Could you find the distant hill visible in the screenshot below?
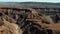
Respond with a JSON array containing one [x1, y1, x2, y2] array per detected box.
[[19, 2, 60, 8], [0, 2, 60, 5], [0, 2, 60, 8], [19, 2, 60, 6]]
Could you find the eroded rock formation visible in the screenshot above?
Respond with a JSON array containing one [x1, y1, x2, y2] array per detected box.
[[0, 7, 60, 34]]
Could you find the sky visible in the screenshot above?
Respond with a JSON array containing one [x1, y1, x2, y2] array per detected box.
[[0, 0, 60, 3]]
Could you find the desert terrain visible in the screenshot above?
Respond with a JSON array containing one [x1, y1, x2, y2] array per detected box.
[[0, 2, 59, 34]]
